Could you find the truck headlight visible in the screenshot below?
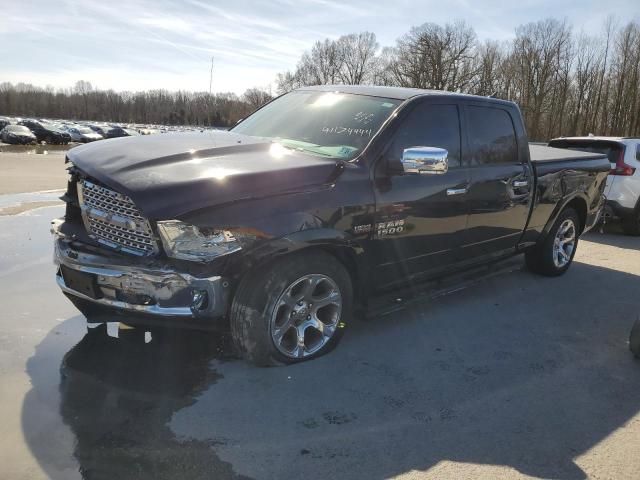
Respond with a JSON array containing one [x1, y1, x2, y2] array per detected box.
[[157, 220, 242, 262]]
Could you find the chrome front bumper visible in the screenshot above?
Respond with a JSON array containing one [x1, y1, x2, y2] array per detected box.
[[53, 232, 230, 320]]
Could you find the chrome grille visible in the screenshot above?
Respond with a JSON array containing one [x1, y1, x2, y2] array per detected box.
[[78, 180, 158, 256]]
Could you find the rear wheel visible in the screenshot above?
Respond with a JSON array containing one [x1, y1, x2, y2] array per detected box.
[[526, 208, 580, 276], [230, 251, 352, 366]]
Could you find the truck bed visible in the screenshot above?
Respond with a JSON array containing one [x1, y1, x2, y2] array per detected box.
[[529, 144, 608, 163]]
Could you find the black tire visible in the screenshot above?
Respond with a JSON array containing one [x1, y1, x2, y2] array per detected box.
[[45, 135, 53, 144], [621, 210, 640, 236], [525, 208, 580, 277], [230, 250, 352, 366], [630, 319, 640, 358]]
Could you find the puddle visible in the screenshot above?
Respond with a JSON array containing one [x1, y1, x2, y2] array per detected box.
[[0, 190, 65, 215]]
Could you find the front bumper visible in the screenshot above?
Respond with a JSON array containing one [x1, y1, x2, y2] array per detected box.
[[53, 222, 230, 326]]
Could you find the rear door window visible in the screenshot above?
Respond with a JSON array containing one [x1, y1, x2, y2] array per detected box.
[[466, 106, 519, 165]]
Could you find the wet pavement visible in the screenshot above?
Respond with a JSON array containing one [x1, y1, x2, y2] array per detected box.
[[1, 203, 640, 479], [0, 143, 78, 154], [0, 190, 64, 215]]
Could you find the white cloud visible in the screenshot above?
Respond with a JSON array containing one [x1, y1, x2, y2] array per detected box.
[[1, 0, 639, 94]]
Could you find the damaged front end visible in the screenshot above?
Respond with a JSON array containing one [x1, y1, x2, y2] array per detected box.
[[52, 166, 232, 328], [53, 219, 230, 326]]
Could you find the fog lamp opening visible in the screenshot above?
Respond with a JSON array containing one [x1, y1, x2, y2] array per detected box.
[[191, 289, 209, 311]]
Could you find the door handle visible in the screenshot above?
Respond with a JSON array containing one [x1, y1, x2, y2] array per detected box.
[[512, 180, 529, 188], [446, 187, 468, 196]]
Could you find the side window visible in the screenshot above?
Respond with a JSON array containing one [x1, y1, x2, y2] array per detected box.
[[386, 104, 461, 170], [467, 106, 518, 165], [636, 143, 640, 162]]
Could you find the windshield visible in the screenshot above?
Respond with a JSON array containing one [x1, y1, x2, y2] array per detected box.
[[232, 91, 401, 160]]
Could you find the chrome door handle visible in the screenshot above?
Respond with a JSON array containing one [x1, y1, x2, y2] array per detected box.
[[512, 180, 529, 188], [446, 187, 468, 196]]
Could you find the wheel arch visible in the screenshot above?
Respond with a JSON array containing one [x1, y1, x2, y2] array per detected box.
[[565, 197, 588, 233], [231, 229, 369, 306], [541, 194, 589, 240]]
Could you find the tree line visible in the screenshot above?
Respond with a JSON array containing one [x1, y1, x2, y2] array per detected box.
[[0, 82, 272, 127], [277, 18, 640, 140], [1, 17, 639, 139]]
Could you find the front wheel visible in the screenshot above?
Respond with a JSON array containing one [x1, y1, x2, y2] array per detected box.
[[230, 251, 352, 366], [525, 208, 580, 276]]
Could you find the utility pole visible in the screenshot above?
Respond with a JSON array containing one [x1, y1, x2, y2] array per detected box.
[[208, 56, 214, 127], [209, 56, 214, 95]]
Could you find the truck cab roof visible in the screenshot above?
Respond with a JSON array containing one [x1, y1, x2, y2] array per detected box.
[[297, 85, 517, 107], [550, 136, 640, 145]]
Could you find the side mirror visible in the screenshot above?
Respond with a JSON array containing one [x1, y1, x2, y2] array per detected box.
[[401, 147, 448, 175]]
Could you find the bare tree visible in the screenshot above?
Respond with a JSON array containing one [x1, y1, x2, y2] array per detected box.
[[509, 19, 572, 139], [609, 22, 640, 134], [74, 80, 93, 120], [570, 34, 604, 135], [242, 88, 273, 111], [337, 32, 379, 84], [471, 40, 505, 96], [276, 32, 379, 93], [275, 71, 301, 94], [386, 21, 478, 91]]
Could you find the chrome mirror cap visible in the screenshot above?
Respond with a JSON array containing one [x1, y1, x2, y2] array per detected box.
[[401, 147, 449, 175]]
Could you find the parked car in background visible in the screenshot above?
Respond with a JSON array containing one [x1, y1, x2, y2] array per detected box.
[[64, 126, 103, 143], [549, 136, 640, 235], [52, 86, 609, 365], [103, 126, 134, 138], [18, 119, 71, 144], [85, 124, 110, 136], [0, 116, 11, 130], [0, 124, 37, 144]]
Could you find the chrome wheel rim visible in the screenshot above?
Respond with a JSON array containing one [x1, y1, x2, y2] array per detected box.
[[270, 274, 342, 359], [553, 219, 576, 268]]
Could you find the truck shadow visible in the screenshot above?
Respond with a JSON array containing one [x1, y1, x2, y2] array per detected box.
[[23, 260, 640, 480], [22, 324, 251, 479], [582, 229, 640, 249]]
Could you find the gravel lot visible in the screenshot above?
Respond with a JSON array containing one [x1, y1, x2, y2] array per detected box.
[[0, 151, 639, 480]]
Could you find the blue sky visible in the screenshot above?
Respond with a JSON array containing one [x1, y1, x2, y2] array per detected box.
[[1, 0, 638, 94]]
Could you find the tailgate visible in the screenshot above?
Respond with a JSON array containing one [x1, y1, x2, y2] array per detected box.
[[547, 139, 623, 197]]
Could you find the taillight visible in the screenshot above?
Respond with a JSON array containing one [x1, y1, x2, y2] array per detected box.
[[611, 150, 636, 176]]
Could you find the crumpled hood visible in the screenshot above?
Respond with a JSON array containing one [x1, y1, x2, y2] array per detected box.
[[67, 131, 342, 219]]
